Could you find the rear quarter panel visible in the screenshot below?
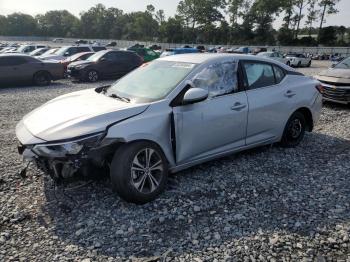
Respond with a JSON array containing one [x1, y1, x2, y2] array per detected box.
[[282, 74, 322, 133]]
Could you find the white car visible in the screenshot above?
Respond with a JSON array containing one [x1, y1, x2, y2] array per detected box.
[[39, 45, 106, 61], [285, 53, 312, 67], [6, 44, 48, 54], [257, 52, 289, 65], [52, 38, 64, 43]]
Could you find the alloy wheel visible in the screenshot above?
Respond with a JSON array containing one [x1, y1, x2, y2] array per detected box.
[[130, 148, 164, 194], [288, 118, 302, 139], [88, 71, 98, 82]]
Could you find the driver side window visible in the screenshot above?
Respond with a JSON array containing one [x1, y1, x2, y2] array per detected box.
[[191, 62, 238, 97]]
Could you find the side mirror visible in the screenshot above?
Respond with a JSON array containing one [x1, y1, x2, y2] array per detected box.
[[100, 57, 107, 62], [183, 87, 208, 105]]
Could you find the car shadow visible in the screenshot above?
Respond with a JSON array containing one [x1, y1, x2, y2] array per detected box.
[[40, 131, 350, 259]]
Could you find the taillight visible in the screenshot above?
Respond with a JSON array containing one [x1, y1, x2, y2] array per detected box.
[[315, 84, 325, 94]]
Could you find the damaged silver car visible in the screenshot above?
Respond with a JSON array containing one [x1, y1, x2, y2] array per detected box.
[[16, 54, 323, 204]]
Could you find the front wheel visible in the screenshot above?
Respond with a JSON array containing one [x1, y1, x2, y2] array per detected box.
[[33, 71, 52, 86], [280, 112, 306, 148], [110, 141, 168, 204], [86, 69, 99, 82]]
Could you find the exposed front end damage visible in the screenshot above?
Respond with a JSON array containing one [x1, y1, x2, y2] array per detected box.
[[18, 133, 120, 181]]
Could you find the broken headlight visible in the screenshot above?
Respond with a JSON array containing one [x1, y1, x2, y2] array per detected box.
[[32, 133, 105, 158]]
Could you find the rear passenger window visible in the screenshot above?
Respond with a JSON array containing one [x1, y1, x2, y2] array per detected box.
[[273, 66, 285, 84], [243, 62, 275, 89]]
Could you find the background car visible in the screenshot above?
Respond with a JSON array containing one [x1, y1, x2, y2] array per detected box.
[[285, 53, 311, 67], [232, 47, 250, 54], [67, 50, 143, 82], [127, 47, 159, 62], [0, 54, 64, 86], [106, 41, 117, 47], [29, 47, 50, 57], [252, 47, 267, 55], [148, 44, 162, 51], [52, 38, 64, 43], [7, 44, 48, 54], [75, 39, 88, 44], [257, 51, 289, 65], [39, 45, 106, 61], [315, 57, 350, 104], [160, 48, 199, 57], [60, 52, 95, 75]]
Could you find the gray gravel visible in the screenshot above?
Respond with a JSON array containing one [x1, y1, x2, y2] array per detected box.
[[1, 61, 350, 261]]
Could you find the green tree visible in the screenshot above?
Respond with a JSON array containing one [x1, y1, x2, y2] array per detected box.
[[318, 0, 340, 38], [249, 0, 284, 44], [5, 13, 38, 36], [0, 15, 7, 35], [319, 26, 337, 45], [305, 0, 319, 37], [36, 10, 80, 37]]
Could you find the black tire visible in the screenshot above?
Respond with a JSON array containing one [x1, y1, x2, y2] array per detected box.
[[110, 141, 168, 204], [85, 69, 99, 82], [33, 71, 52, 86], [307, 61, 311, 67], [280, 111, 306, 148], [297, 61, 301, 67]]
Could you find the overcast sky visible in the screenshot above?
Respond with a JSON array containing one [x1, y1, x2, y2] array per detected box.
[[0, 0, 349, 28]]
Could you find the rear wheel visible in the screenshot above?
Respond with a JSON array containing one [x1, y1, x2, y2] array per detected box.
[[33, 71, 52, 86], [86, 69, 99, 82], [110, 141, 168, 204], [280, 112, 306, 148]]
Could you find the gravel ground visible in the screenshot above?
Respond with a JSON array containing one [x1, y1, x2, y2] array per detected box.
[[1, 61, 350, 261]]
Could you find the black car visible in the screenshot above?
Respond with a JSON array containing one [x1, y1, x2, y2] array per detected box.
[[106, 41, 117, 47], [67, 50, 143, 82], [75, 39, 88, 45]]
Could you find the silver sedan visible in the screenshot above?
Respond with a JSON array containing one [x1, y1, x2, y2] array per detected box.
[[16, 54, 323, 204]]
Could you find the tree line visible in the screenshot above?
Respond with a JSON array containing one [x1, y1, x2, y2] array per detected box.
[[0, 0, 346, 46]]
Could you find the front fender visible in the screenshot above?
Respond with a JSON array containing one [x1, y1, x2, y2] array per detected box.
[[105, 103, 176, 167]]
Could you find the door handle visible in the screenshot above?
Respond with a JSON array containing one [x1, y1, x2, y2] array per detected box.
[[284, 90, 296, 98], [231, 102, 246, 111]]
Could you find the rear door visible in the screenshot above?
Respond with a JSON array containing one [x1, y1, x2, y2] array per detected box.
[[242, 60, 294, 145]]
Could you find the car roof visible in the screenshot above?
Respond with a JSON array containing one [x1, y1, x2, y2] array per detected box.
[[0, 53, 30, 57], [159, 53, 296, 71]]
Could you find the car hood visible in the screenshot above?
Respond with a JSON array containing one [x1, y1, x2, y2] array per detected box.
[[21, 88, 149, 142], [318, 68, 350, 79], [68, 60, 93, 68]]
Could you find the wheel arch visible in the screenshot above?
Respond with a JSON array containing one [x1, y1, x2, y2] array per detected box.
[[33, 70, 52, 80], [294, 107, 314, 132], [105, 138, 175, 167]]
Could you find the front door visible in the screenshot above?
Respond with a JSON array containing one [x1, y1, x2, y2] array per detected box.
[[173, 61, 248, 164]]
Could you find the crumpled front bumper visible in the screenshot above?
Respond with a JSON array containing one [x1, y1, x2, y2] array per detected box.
[[16, 121, 115, 180]]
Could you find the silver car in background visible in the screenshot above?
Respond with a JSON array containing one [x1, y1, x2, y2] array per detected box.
[[16, 54, 323, 204]]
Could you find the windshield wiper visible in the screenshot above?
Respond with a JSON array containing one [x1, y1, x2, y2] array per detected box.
[[109, 93, 130, 103]]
